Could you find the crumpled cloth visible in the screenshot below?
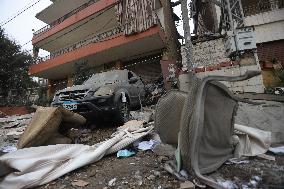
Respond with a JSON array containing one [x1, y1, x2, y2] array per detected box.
[[233, 124, 271, 157], [0, 125, 153, 189]]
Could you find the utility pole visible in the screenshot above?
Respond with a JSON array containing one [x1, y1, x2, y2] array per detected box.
[[180, 0, 194, 70]]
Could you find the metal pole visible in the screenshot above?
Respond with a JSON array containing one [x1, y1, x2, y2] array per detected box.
[[181, 0, 194, 70]]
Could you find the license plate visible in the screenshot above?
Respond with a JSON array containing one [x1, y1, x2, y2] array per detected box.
[[63, 101, 77, 110]]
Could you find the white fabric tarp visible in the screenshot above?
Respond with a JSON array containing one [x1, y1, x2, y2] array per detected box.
[[0, 124, 153, 189], [233, 124, 271, 157]]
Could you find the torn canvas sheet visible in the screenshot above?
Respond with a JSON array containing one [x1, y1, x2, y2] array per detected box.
[[0, 125, 153, 189], [233, 124, 271, 157]]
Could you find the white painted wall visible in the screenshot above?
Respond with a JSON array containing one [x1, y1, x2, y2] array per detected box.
[[244, 8, 284, 43]]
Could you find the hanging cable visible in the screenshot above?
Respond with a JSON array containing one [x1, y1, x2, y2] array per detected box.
[[0, 0, 42, 27]]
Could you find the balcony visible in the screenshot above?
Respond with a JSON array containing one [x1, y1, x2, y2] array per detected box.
[[36, 26, 123, 64], [32, 0, 119, 49], [29, 26, 165, 79], [33, 0, 100, 37]]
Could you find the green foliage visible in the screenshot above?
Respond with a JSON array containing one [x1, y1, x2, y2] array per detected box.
[[0, 27, 38, 105]]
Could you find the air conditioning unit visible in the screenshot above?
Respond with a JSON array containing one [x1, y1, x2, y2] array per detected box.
[[225, 26, 257, 57]]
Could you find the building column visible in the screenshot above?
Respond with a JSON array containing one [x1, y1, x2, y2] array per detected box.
[[47, 79, 55, 99]]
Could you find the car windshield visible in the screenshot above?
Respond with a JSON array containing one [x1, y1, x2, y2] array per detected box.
[[83, 70, 126, 84]]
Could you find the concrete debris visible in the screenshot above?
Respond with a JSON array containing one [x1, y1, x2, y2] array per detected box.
[[0, 122, 154, 188], [0, 113, 33, 125], [217, 179, 238, 189], [17, 107, 86, 149], [134, 170, 143, 186], [108, 178, 117, 187], [180, 181, 195, 189], [117, 120, 144, 132], [144, 77, 165, 105], [130, 108, 155, 123], [6, 130, 24, 140], [71, 180, 89, 187]]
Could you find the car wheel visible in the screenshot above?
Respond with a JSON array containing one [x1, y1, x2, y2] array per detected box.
[[115, 97, 130, 124]]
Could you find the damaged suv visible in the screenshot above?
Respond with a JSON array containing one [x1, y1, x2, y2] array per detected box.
[[51, 69, 145, 123]]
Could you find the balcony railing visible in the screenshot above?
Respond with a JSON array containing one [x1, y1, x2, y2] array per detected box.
[[36, 26, 124, 64], [33, 0, 100, 37], [243, 0, 284, 17]]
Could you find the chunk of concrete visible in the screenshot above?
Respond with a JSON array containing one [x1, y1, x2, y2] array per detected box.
[[17, 107, 86, 149], [180, 181, 195, 189]]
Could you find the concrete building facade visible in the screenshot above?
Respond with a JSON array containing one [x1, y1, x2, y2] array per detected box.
[[29, 0, 180, 96], [242, 0, 284, 87]]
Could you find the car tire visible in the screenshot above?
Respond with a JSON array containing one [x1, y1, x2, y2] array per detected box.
[[115, 96, 130, 124]]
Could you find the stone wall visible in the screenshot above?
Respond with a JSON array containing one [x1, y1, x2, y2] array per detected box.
[[181, 38, 265, 93], [181, 38, 230, 68]]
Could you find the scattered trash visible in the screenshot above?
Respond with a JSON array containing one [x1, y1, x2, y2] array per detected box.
[[71, 179, 89, 187], [179, 170, 189, 179], [248, 176, 262, 188], [108, 178, 117, 187], [180, 181, 195, 189], [144, 76, 165, 105], [137, 139, 159, 151], [117, 149, 136, 158], [269, 146, 284, 155], [134, 170, 143, 186], [130, 109, 154, 123], [217, 179, 237, 189], [1, 145, 17, 153], [0, 122, 153, 188]]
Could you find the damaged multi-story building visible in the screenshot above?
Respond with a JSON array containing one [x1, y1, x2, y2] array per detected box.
[[181, 0, 284, 93], [29, 0, 181, 97]]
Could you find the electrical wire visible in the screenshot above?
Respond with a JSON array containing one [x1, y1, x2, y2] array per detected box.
[[0, 0, 42, 27]]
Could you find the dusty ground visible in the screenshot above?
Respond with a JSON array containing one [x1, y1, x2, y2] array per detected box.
[[33, 126, 283, 189], [1, 101, 284, 189]]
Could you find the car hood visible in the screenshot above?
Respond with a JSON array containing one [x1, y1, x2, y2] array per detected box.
[[57, 83, 104, 93]]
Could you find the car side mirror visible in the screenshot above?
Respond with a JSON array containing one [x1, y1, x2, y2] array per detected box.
[[129, 77, 139, 84]]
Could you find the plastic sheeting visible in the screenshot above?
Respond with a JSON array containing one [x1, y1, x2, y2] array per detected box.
[[0, 124, 153, 189]]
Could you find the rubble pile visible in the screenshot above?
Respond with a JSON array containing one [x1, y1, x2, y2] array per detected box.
[[0, 103, 283, 188], [0, 113, 33, 154], [144, 77, 165, 105]]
